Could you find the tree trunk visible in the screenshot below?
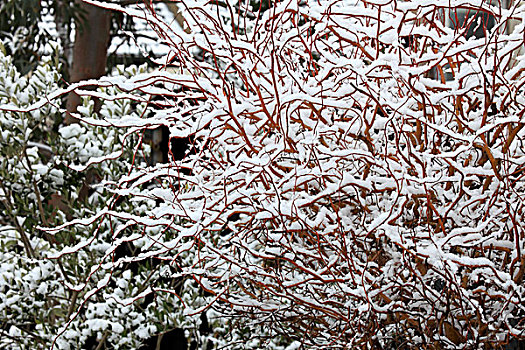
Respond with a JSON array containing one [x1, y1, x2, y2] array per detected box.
[[66, 0, 111, 121]]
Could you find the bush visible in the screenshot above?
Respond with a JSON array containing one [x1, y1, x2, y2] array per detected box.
[[4, 0, 525, 348], [0, 51, 215, 349]]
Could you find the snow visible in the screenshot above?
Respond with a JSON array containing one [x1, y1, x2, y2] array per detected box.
[[2, 0, 525, 348]]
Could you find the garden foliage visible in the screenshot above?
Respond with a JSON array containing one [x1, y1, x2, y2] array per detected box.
[[2, 0, 525, 349], [0, 52, 217, 349]]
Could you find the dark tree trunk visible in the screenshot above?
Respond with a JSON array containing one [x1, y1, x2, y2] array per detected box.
[[66, 1, 111, 121]]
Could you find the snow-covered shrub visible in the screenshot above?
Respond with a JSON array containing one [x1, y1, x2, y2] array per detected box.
[[0, 50, 214, 349], [8, 0, 525, 348]]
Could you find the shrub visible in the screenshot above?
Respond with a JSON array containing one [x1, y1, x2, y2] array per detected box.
[[0, 51, 213, 349], [5, 0, 525, 348]]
